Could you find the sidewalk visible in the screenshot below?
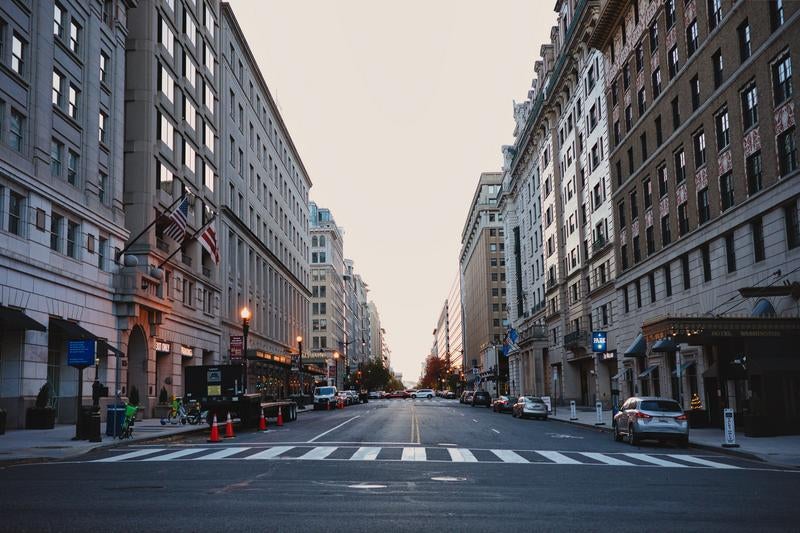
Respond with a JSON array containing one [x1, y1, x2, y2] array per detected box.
[[549, 407, 800, 467], [0, 419, 207, 463]]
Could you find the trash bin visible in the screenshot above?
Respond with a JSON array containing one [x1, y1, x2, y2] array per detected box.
[[77, 406, 94, 440], [106, 404, 126, 437]]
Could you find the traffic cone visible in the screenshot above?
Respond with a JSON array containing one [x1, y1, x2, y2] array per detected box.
[[207, 414, 221, 443], [259, 408, 268, 432], [224, 412, 235, 438], [277, 406, 284, 426]]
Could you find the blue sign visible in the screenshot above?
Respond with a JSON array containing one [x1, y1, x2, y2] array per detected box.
[[592, 331, 607, 353], [68, 339, 96, 368]]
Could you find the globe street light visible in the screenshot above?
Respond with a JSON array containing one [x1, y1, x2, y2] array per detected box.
[[333, 351, 340, 389], [240, 306, 251, 395], [297, 335, 305, 409]]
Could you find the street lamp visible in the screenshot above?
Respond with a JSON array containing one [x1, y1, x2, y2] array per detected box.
[[296, 335, 305, 409], [240, 307, 251, 395], [333, 351, 340, 389]]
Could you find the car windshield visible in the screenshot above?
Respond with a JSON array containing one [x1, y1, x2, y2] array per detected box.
[[525, 397, 544, 404], [640, 400, 682, 412], [316, 387, 335, 395]]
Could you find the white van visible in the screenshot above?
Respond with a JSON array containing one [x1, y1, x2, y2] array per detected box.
[[313, 386, 338, 410]]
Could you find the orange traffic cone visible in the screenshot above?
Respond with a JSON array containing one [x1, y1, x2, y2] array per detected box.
[[207, 414, 221, 443], [259, 408, 268, 432], [224, 412, 235, 438], [277, 406, 284, 426]]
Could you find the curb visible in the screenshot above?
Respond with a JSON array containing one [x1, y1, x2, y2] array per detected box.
[[550, 415, 768, 464]]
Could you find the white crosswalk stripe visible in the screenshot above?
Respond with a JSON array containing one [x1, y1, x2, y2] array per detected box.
[[93, 446, 745, 470]]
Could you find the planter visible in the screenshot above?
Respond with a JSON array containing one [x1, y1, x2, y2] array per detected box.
[[687, 409, 709, 429], [25, 407, 56, 429]]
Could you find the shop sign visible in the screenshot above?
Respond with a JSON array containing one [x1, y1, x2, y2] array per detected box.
[[180, 345, 193, 358], [67, 339, 96, 368], [602, 351, 616, 360], [723, 408, 738, 447], [154, 340, 171, 353], [592, 331, 607, 353], [230, 335, 243, 361]]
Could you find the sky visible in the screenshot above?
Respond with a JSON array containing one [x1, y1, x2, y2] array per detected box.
[[229, 0, 557, 381]]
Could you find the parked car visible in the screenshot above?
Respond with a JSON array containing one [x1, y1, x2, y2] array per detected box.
[[492, 395, 517, 413], [512, 396, 548, 420], [336, 391, 352, 406], [460, 391, 474, 404], [313, 386, 338, 410], [345, 390, 360, 404], [471, 390, 492, 407], [445, 391, 456, 400], [386, 390, 409, 399], [613, 396, 688, 447], [368, 391, 380, 400], [412, 389, 434, 399]]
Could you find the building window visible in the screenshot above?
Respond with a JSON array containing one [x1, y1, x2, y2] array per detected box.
[[625, 105, 633, 131], [52, 70, 64, 107], [100, 51, 109, 83], [635, 42, 644, 72], [68, 85, 79, 119], [157, 112, 173, 150], [749, 218, 767, 264], [786, 202, 800, 249], [628, 147, 634, 176], [635, 280, 642, 308], [649, 272, 656, 303], [725, 233, 737, 272], [630, 190, 638, 220], [772, 53, 792, 105], [621, 244, 629, 270], [641, 133, 648, 160], [771, 0, 785, 31], [159, 17, 174, 57], [613, 121, 620, 146], [778, 127, 797, 176], [54, 3, 65, 38], [623, 287, 630, 313], [10, 110, 23, 152], [712, 50, 724, 89], [11, 33, 25, 76], [698, 188, 710, 224], [693, 130, 706, 168], [652, 68, 662, 98], [686, 20, 698, 57], [658, 165, 668, 197], [738, 20, 751, 62], [67, 150, 78, 185], [664, 263, 672, 297], [708, 0, 722, 31], [611, 80, 618, 107], [690, 75, 700, 111], [668, 46, 679, 79], [720, 172, 734, 211], [159, 65, 174, 103], [678, 203, 690, 236], [99, 111, 107, 143], [99, 172, 107, 204], [50, 213, 63, 251], [649, 21, 658, 53], [643, 178, 652, 208], [637, 88, 646, 116], [646, 226, 655, 255], [157, 160, 174, 192], [69, 20, 80, 54], [746, 151, 763, 195], [671, 96, 680, 129], [665, 0, 676, 28], [675, 148, 686, 183], [741, 83, 758, 130], [633, 235, 641, 263], [682, 254, 691, 289], [661, 214, 672, 246], [50, 139, 63, 177], [67, 220, 79, 258], [618, 202, 626, 227], [715, 109, 730, 150], [655, 115, 663, 146], [623, 62, 631, 90], [98, 236, 107, 270], [701, 244, 711, 282]]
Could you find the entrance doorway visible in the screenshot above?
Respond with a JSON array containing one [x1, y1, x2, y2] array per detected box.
[[126, 326, 149, 407]]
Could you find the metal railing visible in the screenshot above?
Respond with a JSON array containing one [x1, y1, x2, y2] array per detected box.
[[563, 330, 589, 347]]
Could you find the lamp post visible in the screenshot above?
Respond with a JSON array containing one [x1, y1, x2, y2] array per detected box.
[[297, 336, 305, 409], [240, 307, 251, 395], [333, 351, 340, 389]]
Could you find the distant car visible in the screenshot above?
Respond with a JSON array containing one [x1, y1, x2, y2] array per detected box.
[[368, 391, 380, 400], [471, 390, 492, 407], [460, 391, 474, 404], [512, 396, 548, 420], [313, 386, 338, 410], [613, 396, 688, 447], [386, 390, 409, 399], [345, 390, 360, 404], [492, 395, 517, 413], [336, 391, 352, 406], [412, 389, 434, 399], [445, 391, 456, 400]]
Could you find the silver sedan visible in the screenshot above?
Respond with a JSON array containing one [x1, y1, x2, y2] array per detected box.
[[512, 396, 549, 420]]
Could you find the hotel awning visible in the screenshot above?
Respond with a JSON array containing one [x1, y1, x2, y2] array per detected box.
[[49, 318, 124, 357], [672, 360, 696, 377], [0, 305, 46, 332], [651, 338, 678, 353], [623, 333, 646, 357], [638, 365, 658, 379], [611, 368, 630, 381]]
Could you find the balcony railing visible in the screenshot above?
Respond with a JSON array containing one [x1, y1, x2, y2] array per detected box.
[[546, 277, 558, 291], [563, 330, 590, 347], [592, 234, 610, 253]]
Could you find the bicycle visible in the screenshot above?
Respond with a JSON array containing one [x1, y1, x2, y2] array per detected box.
[[161, 398, 188, 425], [118, 403, 138, 439]]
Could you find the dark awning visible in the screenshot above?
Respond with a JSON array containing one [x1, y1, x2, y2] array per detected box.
[[623, 333, 646, 357], [638, 365, 658, 379], [611, 368, 630, 381], [0, 305, 47, 331], [672, 360, 695, 377], [751, 299, 777, 317], [49, 317, 123, 357], [651, 338, 678, 353]]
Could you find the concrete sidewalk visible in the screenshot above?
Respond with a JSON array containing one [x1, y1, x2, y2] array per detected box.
[[549, 406, 800, 467], [0, 418, 207, 463]]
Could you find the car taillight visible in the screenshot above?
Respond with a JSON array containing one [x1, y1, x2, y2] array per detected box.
[[675, 414, 687, 421], [635, 411, 652, 419]]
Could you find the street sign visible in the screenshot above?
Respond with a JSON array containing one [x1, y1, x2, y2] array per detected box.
[[592, 331, 607, 353], [722, 408, 739, 447], [230, 335, 243, 361], [67, 339, 96, 368]]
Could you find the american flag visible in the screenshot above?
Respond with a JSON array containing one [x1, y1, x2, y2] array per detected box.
[[163, 196, 189, 242], [198, 218, 219, 264]]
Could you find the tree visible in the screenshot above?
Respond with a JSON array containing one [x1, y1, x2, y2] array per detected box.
[[419, 356, 445, 389], [359, 357, 394, 391]]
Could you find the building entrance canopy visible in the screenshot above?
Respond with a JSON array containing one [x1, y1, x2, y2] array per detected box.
[[642, 315, 800, 344], [49, 317, 124, 357], [0, 305, 46, 332]]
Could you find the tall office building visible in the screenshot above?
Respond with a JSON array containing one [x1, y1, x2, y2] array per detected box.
[[0, 0, 134, 426], [218, 4, 312, 397]]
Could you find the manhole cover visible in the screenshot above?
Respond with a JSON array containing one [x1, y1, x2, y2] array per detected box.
[[347, 484, 386, 489], [431, 476, 466, 482]]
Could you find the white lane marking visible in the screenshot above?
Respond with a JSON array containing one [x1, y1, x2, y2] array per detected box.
[[580, 452, 636, 466], [667, 454, 740, 469], [472, 419, 478, 423], [298, 446, 337, 460], [307, 416, 361, 443], [402, 447, 427, 461], [491, 449, 529, 463], [438, 443, 457, 446], [95, 448, 166, 462], [536, 451, 582, 465], [245, 446, 294, 460], [448, 448, 478, 463], [624, 453, 688, 467], [142, 448, 208, 461], [195, 447, 250, 460], [350, 447, 381, 461], [491, 429, 500, 434]]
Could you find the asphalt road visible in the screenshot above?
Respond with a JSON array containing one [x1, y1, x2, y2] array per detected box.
[[1, 398, 798, 532]]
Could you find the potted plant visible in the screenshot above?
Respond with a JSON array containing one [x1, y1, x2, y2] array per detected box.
[[128, 385, 144, 421], [26, 383, 56, 429], [153, 386, 171, 419]]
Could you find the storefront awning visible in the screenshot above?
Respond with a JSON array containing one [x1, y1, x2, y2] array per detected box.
[[611, 368, 629, 381], [0, 305, 47, 332], [49, 318, 123, 357], [671, 360, 695, 377], [638, 365, 658, 379], [651, 338, 678, 353], [623, 333, 646, 357]]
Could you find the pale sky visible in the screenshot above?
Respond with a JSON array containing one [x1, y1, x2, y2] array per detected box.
[[229, 0, 557, 381]]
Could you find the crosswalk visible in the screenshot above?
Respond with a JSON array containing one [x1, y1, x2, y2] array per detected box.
[[92, 445, 744, 469]]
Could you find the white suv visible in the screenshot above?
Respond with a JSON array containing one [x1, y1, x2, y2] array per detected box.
[[412, 388, 434, 399]]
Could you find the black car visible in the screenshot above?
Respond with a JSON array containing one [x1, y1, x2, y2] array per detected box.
[[471, 390, 492, 407], [492, 395, 517, 413]]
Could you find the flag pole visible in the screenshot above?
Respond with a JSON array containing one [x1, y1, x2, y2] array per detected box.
[[115, 194, 186, 263], [156, 213, 217, 270]]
